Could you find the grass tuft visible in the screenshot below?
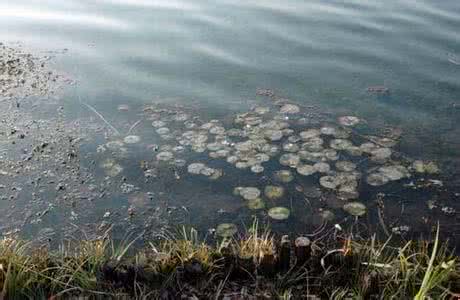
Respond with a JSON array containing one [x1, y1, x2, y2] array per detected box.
[[0, 222, 458, 299]]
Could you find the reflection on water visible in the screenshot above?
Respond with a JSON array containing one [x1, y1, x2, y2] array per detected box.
[[0, 4, 132, 29], [0, 0, 459, 245]]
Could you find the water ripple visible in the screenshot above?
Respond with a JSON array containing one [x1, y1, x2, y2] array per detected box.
[[96, 0, 201, 11], [1, 0, 459, 138], [0, 5, 132, 30], [190, 44, 251, 66]]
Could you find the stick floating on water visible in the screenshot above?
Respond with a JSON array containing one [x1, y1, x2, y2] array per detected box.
[[80, 101, 121, 136], [127, 119, 142, 135]]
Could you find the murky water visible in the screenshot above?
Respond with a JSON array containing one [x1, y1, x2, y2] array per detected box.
[[0, 0, 459, 246]]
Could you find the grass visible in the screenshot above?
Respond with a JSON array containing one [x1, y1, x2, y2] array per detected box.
[[414, 224, 450, 299], [0, 223, 458, 299], [236, 219, 276, 264], [150, 227, 216, 273]]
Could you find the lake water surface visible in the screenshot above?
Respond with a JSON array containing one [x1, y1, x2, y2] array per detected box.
[[0, 0, 459, 246]]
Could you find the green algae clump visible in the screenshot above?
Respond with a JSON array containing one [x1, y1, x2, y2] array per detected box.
[[247, 198, 266, 210], [343, 201, 367, 217], [412, 160, 440, 174], [216, 223, 238, 238], [268, 207, 290, 220], [264, 185, 285, 200]]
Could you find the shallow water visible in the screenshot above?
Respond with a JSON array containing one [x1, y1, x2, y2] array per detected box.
[[0, 0, 459, 245]]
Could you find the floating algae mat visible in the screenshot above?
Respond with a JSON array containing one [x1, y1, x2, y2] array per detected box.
[[0, 59, 458, 247]]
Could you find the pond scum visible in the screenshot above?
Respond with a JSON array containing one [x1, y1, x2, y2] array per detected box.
[[0, 220, 459, 299]]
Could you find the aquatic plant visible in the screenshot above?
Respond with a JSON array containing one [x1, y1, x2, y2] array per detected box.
[[123, 135, 141, 144], [343, 202, 367, 217], [273, 170, 294, 183], [267, 207, 290, 220], [264, 185, 285, 200], [216, 223, 238, 238], [247, 198, 266, 210]]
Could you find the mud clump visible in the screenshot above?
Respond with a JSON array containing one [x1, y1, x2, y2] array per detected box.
[[0, 43, 65, 100]]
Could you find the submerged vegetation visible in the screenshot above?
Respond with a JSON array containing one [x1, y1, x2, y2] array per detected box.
[[0, 221, 459, 299]]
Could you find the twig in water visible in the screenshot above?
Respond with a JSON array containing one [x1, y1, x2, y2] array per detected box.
[[320, 249, 345, 270], [376, 199, 391, 237], [127, 119, 142, 135], [303, 197, 312, 209], [80, 100, 120, 136], [306, 221, 327, 238]]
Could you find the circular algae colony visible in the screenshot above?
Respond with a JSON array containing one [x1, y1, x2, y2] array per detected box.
[[279, 153, 300, 168], [236, 187, 261, 200], [343, 201, 367, 217], [268, 207, 291, 220], [247, 198, 266, 210], [216, 223, 238, 238], [274, 170, 294, 183], [123, 135, 141, 144], [297, 164, 316, 176], [264, 185, 285, 200], [338, 116, 360, 127]]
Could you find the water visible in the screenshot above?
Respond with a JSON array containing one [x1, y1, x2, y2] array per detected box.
[[0, 0, 459, 245]]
